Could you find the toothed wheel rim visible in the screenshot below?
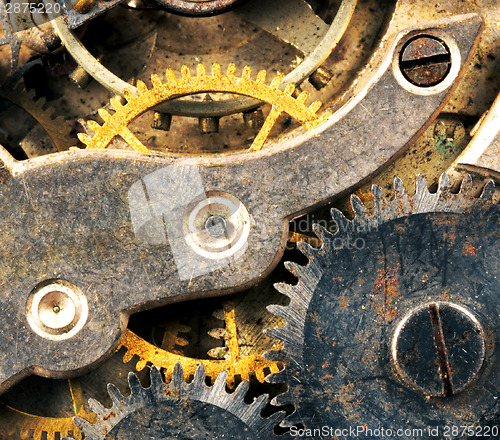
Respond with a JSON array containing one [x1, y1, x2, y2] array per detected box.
[[265, 174, 499, 437], [77, 63, 330, 153], [63, 365, 284, 440]]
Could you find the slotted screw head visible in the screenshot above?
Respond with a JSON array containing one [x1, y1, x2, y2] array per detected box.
[[393, 303, 486, 397], [399, 36, 452, 87]]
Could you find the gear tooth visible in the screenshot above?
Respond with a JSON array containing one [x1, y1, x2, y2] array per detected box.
[[438, 172, 451, 191], [110, 96, 124, 111], [331, 207, 349, 230], [309, 100, 322, 113], [270, 74, 281, 89], [88, 397, 106, 416], [248, 393, 268, 416], [266, 368, 286, 384], [283, 260, 305, 277], [350, 194, 367, 217], [242, 65, 252, 80], [193, 363, 206, 384], [267, 304, 288, 319], [372, 184, 384, 205], [171, 363, 185, 386], [256, 70, 267, 84], [181, 65, 191, 79], [150, 366, 164, 389], [122, 349, 134, 363], [480, 180, 495, 201], [211, 63, 221, 77], [212, 369, 229, 393], [107, 383, 125, 407], [87, 120, 101, 132], [266, 411, 287, 429], [312, 222, 330, 243], [196, 63, 206, 77], [297, 240, 316, 257], [128, 371, 143, 393], [227, 63, 237, 77], [77, 132, 92, 146], [233, 379, 250, 397], [296, 90, 309, 105], [273, 282, 295, 298], [459, 174, 473, 195], [136, 358, 148, 371], [37, 96, 47, 108], [284, 83, 295, 95], [394, 176, 406, 196], [254, 368, 265, 382], [98, 108, 111, 121], [123, 88, 135, 101], [137, 80, 149, 93], [165, 68, 176, 84], [151, 74, 163, 90]]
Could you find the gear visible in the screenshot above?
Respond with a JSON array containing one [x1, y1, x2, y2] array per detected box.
[[0, 83, 74, 156], [63, 365, 283, 440], [50, 0, 356, 116], [0, 376, 95, 440], [119, 329, 282, 387], [76, 63, 330, 152], [265, 174, 499, 437], [1, 405, 94, 440]]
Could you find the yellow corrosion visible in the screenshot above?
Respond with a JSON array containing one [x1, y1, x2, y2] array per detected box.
[[120, 299, 282, 387], [77, 63, 330, 152], [2, 379, 95, 440]]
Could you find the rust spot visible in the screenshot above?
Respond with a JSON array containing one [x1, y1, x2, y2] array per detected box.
[[103, 411, 116, 421], [370, 266, 400, 321], [338, 296, 349, 310], [463, 243, 479, 256]]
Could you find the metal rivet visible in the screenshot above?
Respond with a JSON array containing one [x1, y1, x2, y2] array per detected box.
[[199, 116, 220, 134], [152, 112, 172, 131], [205, 215, 227, 238], [26, 281, 89, 341]]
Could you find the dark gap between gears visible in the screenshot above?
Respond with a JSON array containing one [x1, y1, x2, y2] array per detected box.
[[399, 53, 452, 70]]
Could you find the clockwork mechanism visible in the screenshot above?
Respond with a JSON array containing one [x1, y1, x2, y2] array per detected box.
[[0, 0, 498, 439]]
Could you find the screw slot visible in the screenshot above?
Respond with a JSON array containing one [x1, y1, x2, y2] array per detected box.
[[399, 35, 452, 87], [392, 302, 486, 397]]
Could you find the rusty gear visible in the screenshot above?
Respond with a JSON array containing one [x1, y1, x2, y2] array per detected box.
[[265, 174, 499, 435]]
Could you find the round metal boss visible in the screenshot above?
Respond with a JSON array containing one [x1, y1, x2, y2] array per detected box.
[[26, 281, 89, 341], [183, 193, 251, 259]]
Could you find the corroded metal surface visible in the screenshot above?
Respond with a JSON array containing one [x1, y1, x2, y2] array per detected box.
[[64, 365, 283, 439], [0, 14, 483, 394], [266, 175, 499, 436]]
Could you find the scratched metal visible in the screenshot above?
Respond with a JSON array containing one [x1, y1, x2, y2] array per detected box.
[[265, 175, 499, 437], [63, 365, 283, 439], [0, 16, 483, 393]]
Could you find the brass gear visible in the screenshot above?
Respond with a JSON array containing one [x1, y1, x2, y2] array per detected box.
[[0, 379, 95, 440], [119, 329, 282, 388], [77, 63, 330, 152]]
